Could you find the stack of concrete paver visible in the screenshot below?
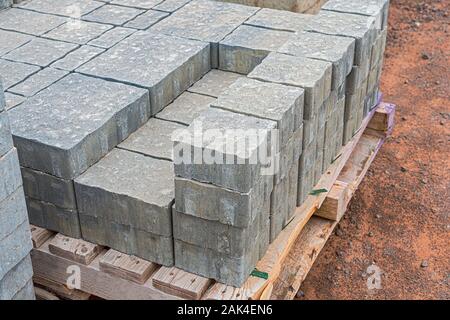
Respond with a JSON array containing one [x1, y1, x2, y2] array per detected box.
[[0, 79, 35, 300], [0, 0, 389, 288]]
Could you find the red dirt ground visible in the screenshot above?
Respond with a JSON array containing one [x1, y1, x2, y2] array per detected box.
[[298, 0, 450, 300]]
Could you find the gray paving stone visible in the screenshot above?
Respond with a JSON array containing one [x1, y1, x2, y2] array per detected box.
[[299, 136, 316, 174], [9, 73, 149, 179], [345, 55, 370, 94], [187, 69, 244, 98], [279, 31, 355, 90], [0, 59, 40, 90], [0, 255, 33, 300], [302, 113, 318, 149], [174, 238, 259, 287], [153, 0, 191, 12], [124, 9, 169, 29], [75, 148, 174, 236], [151, 0, 258, 67], [0, 110, 13, 157], [110, 0, 162, 9], [0, 148, 22, 203], [305, 10, 377, 66], [172, 209, 260, 257], [82, 4, 144, 26], [51, 45, 105, 71], [16, 0, 104, 17], [3, 93, 26, 111], [0, 187, 28, 242], [0, 222, 32, 281], [0, 80, 4, 112], [155, 91, 215, 126], [175, 173, 273, 228], [0, 8, 67, 36], [297, 166, 314, 206], [219, 25, 293, 75], [211, 77, 304, 148], [79, 214, 174, 265], [244, 8, 312, 32], [249, 52, 332, 120], [286, 159, 299, 221], [3, 38, 78, 67], [78, 31, 210, 115], [173, 107, 277, 193], [11, 279, 35, 300], [26, 197, 81, 238], [87, 26, 135, 48], [0, 30, 33, 57], [44, 20, 113, 45], [119, 118, 186, 161], [21, 167, 76, 210], [8, 68, 68, 97]]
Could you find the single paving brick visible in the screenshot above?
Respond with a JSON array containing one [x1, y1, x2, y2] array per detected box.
[[124, 9, 169, 29], [82, 4, 144, 26], [219, 25, 293, 75], [0, 30, 33, 57], [110, 0, 163, 9], [0, 187, 28, 242], [44, 20, 113, 45], [0, 59, 40, 90], [187, 69, 243, 98], [0, 110, 13, 157], [79, 31, 210, 115], [50, 45, 105, 71], [8, 68, 68, 97], [118, 117, 186, 161], [3, 93, 26, 111], [0, 148, 22, 203], [0, 255, 34, 300], [87, 26, 135, 48], [16, 0, 104, 17], [0, 8, 67, 36], [155, 91, 215, 126], [8, 73, 149, 179], [3, 38, 78, 67], [153, 0, 192, 12], [244, 8, 312, 32], [11, 279, 36, 300]]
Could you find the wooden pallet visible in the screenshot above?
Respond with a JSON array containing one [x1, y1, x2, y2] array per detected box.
[[30, 102, 395, 300]]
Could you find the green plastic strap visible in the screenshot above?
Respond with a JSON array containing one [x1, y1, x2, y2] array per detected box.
[[251, 269, 269, 280], [309, 188, 328, 196]]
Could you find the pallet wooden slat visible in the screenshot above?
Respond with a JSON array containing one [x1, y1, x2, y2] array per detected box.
[[34, 276, 91, 300], [34, 286, 61, 300], [48, 233, 102, 265], [30, 225, 54, 248]]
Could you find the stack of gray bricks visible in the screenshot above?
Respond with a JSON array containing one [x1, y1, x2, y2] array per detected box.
[[0, 78, 35, 300]]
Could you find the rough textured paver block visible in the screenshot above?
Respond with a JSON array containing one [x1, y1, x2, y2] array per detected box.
[[244, 7, 312, 32], [119, 117, 186, 161], [297, 166, 314, 206], [306, 10, 377, 66], [0, 8, 67, 36], [0, 221, 33, 280], [21, 167, 77, 210], [3, 93, 26, 111], [153, 0, 191, 12], [0, 187, 28, 242], [9, 73, 149, 179], [187, 69, 244, 98], [155, 91, 215, 126], [0, 81, 4, 112], [279, 31, 355, 90], [151, 0, 258, 67], [16, 0, 104, 17], [173, 209, 260, 257], [0, 148, 22, 203], [87, 26, 135, 48], [249, 52, 332, 119], [0, 30, 33, 57], [211, 77, 304, 147], [8, 68, 68, 97], [51, 45, 105, 71], [173, 107, 277, 193], [124, 9, 169, 29], [0, 59, 40, 90], [11, 279, 35, 300], [0, 110, 13, 157], [82, 4, 144, 26], [79, 214, 174, 265], [111, 0, 163, 9], [75, 148, 174, 236], [25, 197, 81, 238], [0, 255, 34, 300], [174, 238, 259, 287], [79, 31, 210, 115], [3, 38, 78, 67], [219, 25, 293, 74], [44, 21, 113, 45]]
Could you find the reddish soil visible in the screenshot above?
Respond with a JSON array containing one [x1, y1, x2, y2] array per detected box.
[[298, 0, 450, 300]]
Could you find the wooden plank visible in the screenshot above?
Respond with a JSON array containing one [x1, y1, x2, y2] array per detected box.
[[34, 286, 61, 300], [314, 181, 349, 221], [48, 233, 102, 265], [367, 103, 395, 133], [99, 249, 158, 285], [33, 276, 91, 300], [31, 240, 181, 300], [30, 225, 54, 248], [152, 266, 213, 300]]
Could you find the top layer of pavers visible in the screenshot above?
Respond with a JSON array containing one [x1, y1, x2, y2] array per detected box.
[[82, 4, 145, 26], [16, 0, 105, 17], [0, 30, 34, 57], [8, 73, 150, 179], [244, 8, 312, 32], [0, 59, 40, 90], [77, 31, 210, 115], [44, 21, 113, 45], [187, 69, 244, 98]]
